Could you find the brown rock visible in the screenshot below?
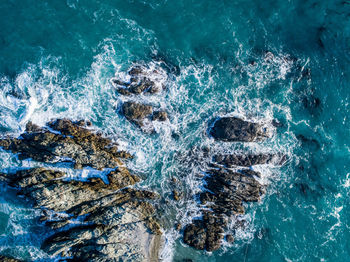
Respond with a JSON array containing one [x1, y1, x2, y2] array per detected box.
[[122, 101, 153, 127], [0, 255, 22, 262], [152, 111, 168, 122], [175, 223, 182, 231], [173, 190, 181, 201], [226, 234, 234, 243], [0, 119, 130, 170]]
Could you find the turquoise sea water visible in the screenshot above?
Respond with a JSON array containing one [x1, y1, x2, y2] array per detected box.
[[0, 0, 350, 261]]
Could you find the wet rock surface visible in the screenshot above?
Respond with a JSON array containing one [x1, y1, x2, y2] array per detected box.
[[152, 111, 168, 122], [183, 166, 265, 251], [114, 63, 171, 133], [112, 65, 163, 96], [0, 119, 132, 170], [209, 117, 268, 142], [183, 117, 284, 252], [121, 101, 169, 131], [0, 120, 162, 261], [213, 153, 286, 167], [183, 211, 226, 251], [122, 101, 153, 127], [0, 255, 23, 262]]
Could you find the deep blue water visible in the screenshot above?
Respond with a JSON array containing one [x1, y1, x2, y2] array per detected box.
[[0, 0, 350, 261]]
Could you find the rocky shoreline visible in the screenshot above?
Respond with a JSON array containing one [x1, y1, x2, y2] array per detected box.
[[0, 63, 287, 260], [0, 119, 162, 261]]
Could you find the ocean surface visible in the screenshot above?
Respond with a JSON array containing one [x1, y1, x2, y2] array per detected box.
[[0, 0, 349, 261]]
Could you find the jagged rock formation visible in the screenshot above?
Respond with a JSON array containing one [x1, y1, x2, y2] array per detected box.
[[213, 153, 286, 167], [122, 101, 168, 128], [113, 64, 170, 132], [0, 119, 132, 169], [0, 119, 162, 261], [209, 117, 268, 142], [111, 64, 165, 96], [0, 255, 22, 262], [183, 165, 266, 252], [183, 117, 284, 252]]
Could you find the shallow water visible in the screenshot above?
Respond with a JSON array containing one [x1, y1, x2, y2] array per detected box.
[[0, 0, 349, 261]]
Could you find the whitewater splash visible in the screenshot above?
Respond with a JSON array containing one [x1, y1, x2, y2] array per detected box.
[[0, 45, 300, 261]]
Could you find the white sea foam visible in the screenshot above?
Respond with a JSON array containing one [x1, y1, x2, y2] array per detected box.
[[0, 44, 299, 260]]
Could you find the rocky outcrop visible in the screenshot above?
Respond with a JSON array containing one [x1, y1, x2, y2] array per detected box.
[[213, 153, 286, 167], [111, 65, 165, 96], [152, 111, 168, 122], [183, 165, 265, 251], [209, 117, 268, 142], [122, 101, 153, 127], [114, 63, 170, 133], [183, 211, 227, 251], [0, 255, 23, 262], [122, 101, 168, 129], [2, 167, 162, 261], [0, 120, 163, 261], [183, 117, 284, 252], [0, 119, 132, 169]]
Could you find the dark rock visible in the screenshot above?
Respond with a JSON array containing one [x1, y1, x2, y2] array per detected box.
[[0, 119, 131, 170], [214, 153, 286, 167], [128, 66, 144, 76], [111, 79, 129, 86], [129, 78, 157, 95], [0, 255, 22, 262], [226, 234, 234, 243], [25, 121, 42, 132], [173, 190, 181, 201], [183, 116, 285, 252], [112, 65, 163, 96], [183, 221, 206, 250], [209, 117, 267, 142], [122, 101, 153, 127], [183, 212, 225, 252], [175, 223, 182, 231], [152, 111, 168, 122]]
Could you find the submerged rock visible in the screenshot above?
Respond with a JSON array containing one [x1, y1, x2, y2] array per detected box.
[[209, 117, 268, 142], [0, 119, 132, 170], [226, 234, 234, 243]]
